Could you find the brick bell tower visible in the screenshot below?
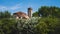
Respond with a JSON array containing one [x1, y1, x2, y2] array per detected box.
[[28, 7, 32, 18]]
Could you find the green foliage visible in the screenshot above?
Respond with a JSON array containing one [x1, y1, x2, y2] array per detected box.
[[0, 6, 60, 34], [0, 17, 60, 34], [3, 11, 11, 18], [0, 11, 11, 19], [36, 17, 60, 34], [32, 11, 39, 17], [38, 6, 60, 18], [17, 18, 39, 34], [0, 18, 17, 34]]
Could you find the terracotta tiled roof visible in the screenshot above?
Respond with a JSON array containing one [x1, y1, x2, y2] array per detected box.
[[13, 12, 29, 19]]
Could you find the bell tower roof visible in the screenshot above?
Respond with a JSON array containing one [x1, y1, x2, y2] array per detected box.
[[28, 7, 32, 10]]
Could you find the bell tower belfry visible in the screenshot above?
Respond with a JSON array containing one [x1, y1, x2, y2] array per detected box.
[[28, 7, 32, 18]]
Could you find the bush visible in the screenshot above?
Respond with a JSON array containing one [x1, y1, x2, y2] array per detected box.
[[36, 17, 60, 34], [0, 17, 60, 34]]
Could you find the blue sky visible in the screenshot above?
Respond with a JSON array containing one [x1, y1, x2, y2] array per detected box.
[[0, 0, 60, 14]]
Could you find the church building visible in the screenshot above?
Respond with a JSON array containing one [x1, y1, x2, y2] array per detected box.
[[13, 8, 32, 19]]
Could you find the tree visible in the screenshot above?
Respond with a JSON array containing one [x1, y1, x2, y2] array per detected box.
[[4, 11, 11, 18], [38, 6, 50, 17], [0, 11, 11, 19], [0, 12, 4, 18], [49, 6, 60, 18], [38, 6, 60, 18], [32, 11, 39, 17]]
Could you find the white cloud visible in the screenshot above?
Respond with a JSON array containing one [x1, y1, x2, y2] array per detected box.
[[10, 4, 21, 10], [0, 4, 21, 11], [0, 6, 8, 11]]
